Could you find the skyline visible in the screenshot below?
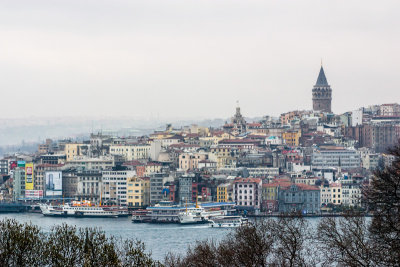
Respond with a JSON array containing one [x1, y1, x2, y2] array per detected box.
[[1, 0, 399, 119]]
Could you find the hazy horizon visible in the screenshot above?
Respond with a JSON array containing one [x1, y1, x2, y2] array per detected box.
[[1, 0, 399, 120]]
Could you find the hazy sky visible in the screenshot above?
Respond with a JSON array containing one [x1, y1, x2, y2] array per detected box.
[[1, 0, 399, 120]]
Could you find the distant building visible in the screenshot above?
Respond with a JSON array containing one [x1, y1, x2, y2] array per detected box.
[[12, 168, 25, 201], [0, 159, 8, 175], [149, 173, 170, 205], [233, 178, 262, 211], [312, 146, 361, 169], [127, 176, 150, 208], [312, 66, 332, 113], [217, 182, 233, 202], [101, 170, 135, 206], [278, 183, 320, 214], [76, 170, 102, 203]]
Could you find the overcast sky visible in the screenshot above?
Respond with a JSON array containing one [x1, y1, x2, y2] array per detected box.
[[0, 0, 399, 120]]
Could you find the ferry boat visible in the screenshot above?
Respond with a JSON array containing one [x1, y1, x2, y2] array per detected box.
[[132, 201, 236, 224], [208, 216, 249, 228], [40, 200, 129, 218], [178, 207, 228, 224], [178, 207, 207, 224]]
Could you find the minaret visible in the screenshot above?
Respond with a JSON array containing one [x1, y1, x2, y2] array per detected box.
[[312, 65, 332, 113]]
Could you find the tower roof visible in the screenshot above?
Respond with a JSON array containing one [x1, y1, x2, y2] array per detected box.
[[315, 66, 328, 86]]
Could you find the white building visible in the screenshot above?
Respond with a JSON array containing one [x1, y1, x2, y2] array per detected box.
[[233, 178, 262, 210], [66, 156, 114, 170], [351, 109, 363, 126], [312, 147, 361, 169], [101, 170, 136, 206], [109, 144, 151, 161]]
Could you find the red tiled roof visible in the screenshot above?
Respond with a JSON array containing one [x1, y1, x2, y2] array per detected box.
[[234, 177, 262, 184]]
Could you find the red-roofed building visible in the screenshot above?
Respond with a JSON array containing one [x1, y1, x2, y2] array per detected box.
[[233, 177, 262, 211], [277, 183, 321, 214]]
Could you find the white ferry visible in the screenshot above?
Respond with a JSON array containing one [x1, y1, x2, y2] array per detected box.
[[178, 207, 207, 224], [209, 216, 249, 228], [178, 208, 228, 224], [40, 200, 128, 218], [132, 201, 236, 224]]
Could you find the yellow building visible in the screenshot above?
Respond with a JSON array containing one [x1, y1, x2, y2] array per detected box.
[[210, 147, 237, 169], [127, 177, 150, 208], [65, 143, 85, 161], [144, 163, 163, 176], [217, 183, 233, 202], [282, 131, 301, 147], [262, 184, 278, 201], [330, 183, 342, 205]]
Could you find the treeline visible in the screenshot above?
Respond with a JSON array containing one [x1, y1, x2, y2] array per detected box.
[[0, 219, 161, 267]]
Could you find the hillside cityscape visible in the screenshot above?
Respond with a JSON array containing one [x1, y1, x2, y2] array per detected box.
[[0, 65, 398, 214]]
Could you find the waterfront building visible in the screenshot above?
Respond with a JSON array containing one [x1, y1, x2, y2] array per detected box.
[[277, 183, 320, 214], [34, 163, 64, 192], [217, 182, 233, 203], [233, 178, 262, 211], [12, 168, 25, 201], [62, 169, 78, 199], [149, 173, 171, 205], [340, 177, 362, 207], [101, 170, 135, 206], [76, 170, 102, 203], [178, 174, 196, 203], [127, 176, 150, 208]]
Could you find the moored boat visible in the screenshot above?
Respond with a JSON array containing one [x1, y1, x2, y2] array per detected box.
[[40, 200, 128, 218], [208, 216, 249, 228]]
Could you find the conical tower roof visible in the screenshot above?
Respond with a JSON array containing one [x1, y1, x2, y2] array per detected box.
[[315, 66, 328, 86]]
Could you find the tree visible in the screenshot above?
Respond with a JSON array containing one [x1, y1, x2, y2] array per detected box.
[[317, 214, 375, 267], [0, 219, 46, 267], [365, 141, 400, 266], [45, 224, 82, 266]]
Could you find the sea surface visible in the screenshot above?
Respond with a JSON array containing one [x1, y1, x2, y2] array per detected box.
[[0, 213, 233, 261]]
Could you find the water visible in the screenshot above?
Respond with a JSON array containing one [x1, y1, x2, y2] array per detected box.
[[0, 213, 231, 261]]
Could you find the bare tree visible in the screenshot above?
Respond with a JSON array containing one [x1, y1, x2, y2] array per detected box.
[[317, 214, 375, 267], [365, 142, 400, 266]]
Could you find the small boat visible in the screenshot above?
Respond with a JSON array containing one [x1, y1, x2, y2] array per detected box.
[[208, 216, 249, 228]]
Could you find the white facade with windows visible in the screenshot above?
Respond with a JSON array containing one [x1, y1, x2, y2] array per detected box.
[[312, 148, 361, 169], [101, 170, 136, 206]]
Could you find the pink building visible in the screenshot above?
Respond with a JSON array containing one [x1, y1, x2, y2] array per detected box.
[[233, 177, 262, 210]]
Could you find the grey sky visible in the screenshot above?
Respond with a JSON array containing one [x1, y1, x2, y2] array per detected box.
[[1, 0, 399, 120]]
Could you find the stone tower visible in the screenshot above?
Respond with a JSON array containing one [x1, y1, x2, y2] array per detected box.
[[312, 66, 332, 113]]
